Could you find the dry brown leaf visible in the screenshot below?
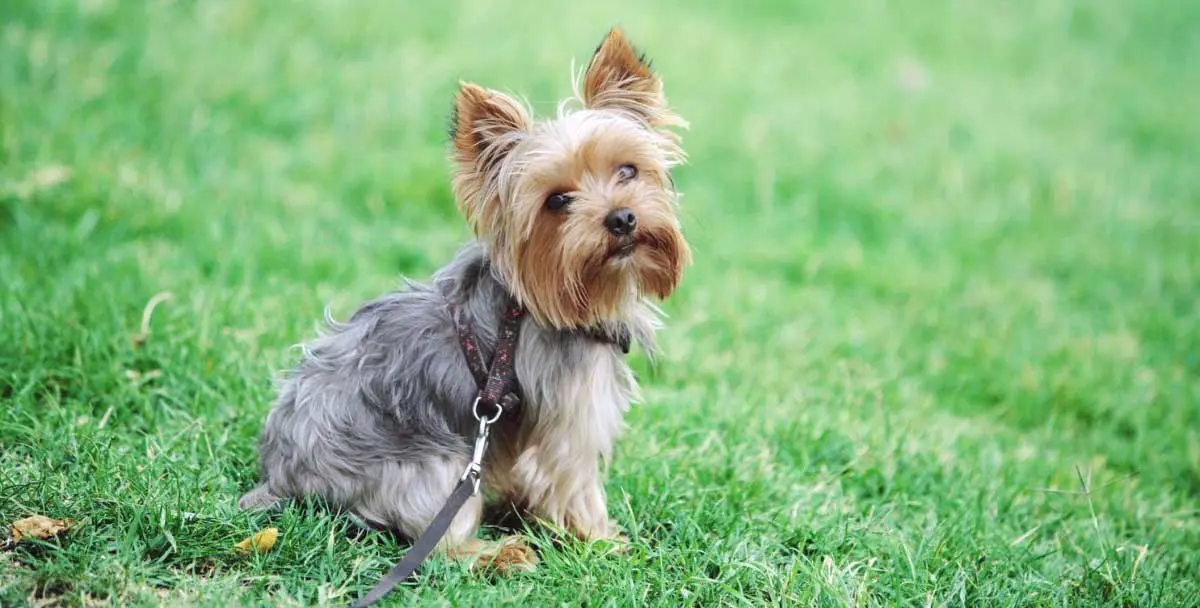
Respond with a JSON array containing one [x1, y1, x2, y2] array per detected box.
[[233, 527, 278, 554], [9, 515, 72, 543]]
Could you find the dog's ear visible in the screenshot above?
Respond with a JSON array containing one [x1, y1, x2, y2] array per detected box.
[[452, 82, 530, 173], [581, 28, 684, 129], [451, 82, 529, 228]]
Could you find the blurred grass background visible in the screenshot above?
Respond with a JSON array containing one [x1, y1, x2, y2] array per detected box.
[[2, 0, 1198, 605]]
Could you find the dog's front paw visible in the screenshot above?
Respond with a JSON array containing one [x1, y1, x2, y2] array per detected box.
[[452, 536, 539, 575], [237, 485, 282, 511]]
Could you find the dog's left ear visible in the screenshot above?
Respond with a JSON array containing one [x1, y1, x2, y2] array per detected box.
[[581, 28, 685, 129]]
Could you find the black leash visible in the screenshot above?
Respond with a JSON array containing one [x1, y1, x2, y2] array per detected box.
[[346, 478, 475, 608], [346, 298, 526, 608]]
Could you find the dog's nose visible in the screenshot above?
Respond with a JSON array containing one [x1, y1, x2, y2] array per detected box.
[[604, 208, 637, 236]]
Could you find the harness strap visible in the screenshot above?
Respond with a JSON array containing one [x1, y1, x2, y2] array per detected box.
[[454, 304, 633, 391], [583, 323, 633, 354], [452, 306, 489, 389], [453, 299, 526, 418], [476, 302, 525, 411]]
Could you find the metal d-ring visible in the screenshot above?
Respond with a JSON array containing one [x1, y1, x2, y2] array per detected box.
[[471, 396, 502, 425]]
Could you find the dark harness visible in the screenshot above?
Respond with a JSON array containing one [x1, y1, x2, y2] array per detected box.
[[348, 297, 629, 607]]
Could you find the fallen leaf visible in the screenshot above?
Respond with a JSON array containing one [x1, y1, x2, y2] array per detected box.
[[9, 515, 72, 543], [233, 527, 278, 554]]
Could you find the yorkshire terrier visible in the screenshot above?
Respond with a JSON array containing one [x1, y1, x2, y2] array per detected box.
[[239, 28, 690, 569]]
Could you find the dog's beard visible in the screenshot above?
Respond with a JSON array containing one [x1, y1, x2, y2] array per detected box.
[[510, 216, 688, 330], [595, 222, 689, 299]]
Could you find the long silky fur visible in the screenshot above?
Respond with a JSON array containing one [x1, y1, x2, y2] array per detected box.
[[240, 26, 689, 552]]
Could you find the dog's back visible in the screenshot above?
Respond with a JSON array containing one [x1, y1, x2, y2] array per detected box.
[[240, 247, 489, 519]]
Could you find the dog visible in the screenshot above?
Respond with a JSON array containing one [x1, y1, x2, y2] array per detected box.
[[238, 27, 690, 570]]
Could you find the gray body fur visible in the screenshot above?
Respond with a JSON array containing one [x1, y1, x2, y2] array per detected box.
[[240, 241, 657, 540]]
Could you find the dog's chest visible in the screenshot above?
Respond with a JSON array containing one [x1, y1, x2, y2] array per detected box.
[[512, 337, 637, 457]]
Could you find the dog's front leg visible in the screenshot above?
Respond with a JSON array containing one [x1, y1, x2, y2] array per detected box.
[[510, 443, 622, 542], [559, 458, 618, 541]]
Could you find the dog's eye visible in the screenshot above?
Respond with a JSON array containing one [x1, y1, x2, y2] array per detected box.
[[616, 164, 638, 182], [545, 192, 572, 211]]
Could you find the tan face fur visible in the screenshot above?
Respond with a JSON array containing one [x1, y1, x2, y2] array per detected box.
[[451, 28, 691, 329]]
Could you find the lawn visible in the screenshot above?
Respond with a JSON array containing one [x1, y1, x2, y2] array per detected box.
[[2, 0, 1198, 605]]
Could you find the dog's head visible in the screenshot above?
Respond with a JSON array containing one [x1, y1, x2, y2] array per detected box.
[[450, 28, 690, 329]]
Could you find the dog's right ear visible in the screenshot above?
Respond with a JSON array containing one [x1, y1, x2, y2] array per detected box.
[[451, 82, 530, 229], [451, 82, 530, 174]]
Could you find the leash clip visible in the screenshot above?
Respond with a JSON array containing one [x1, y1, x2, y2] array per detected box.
[[462, 396, 501, 494]]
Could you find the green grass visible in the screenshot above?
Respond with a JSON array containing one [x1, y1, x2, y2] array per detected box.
[[2, 0, 1198, 605]]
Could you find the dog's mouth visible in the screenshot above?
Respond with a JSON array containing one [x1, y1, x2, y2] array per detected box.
[[604, 232, 643, 261], [608, 239, 637, 260]]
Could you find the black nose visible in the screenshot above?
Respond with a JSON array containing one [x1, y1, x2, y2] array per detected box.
[[604, 208, 637, 236]]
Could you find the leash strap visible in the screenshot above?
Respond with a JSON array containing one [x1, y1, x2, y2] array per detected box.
[[347, 297, 527, 608], [347, 478, 475, 608]]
